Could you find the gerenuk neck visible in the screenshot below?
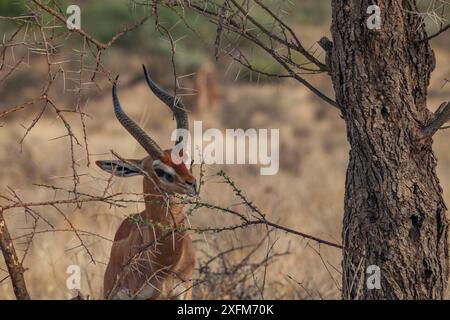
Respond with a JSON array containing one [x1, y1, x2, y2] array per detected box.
[[142, 177, 186, 227]]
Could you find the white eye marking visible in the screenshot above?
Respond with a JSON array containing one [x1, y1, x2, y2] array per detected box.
[[152, 160, 177, 183], [152, 160, 176, 176]]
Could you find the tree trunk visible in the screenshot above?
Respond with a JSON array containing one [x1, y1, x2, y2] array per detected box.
[[330, 0, 449, 299]]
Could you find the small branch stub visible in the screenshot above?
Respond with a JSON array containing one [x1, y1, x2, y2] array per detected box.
[[421, 101, 450, 139], [318, 36, 333, 73]]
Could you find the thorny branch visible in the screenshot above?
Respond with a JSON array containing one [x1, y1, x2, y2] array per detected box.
[[148, 0, 340, 109], [31, 0, 149, 51], [103, 167, 341, 299], [425, 23, 450, 41], [0, 209, 30, 299]]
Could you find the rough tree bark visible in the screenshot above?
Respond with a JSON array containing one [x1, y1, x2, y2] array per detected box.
[[330, 0, 449, 299]]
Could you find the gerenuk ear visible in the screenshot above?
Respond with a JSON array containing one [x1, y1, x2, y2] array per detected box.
[[96, 160, 142, 177]]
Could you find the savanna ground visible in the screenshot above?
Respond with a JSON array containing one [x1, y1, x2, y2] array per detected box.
[[0, 0, 449, 299]]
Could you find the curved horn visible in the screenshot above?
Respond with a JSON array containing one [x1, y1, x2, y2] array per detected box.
[[142, 65, 189, 142], [112, 75, 163, 159]]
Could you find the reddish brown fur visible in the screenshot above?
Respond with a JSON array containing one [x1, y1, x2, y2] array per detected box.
[[103, 154, 196, 300], [159, 151, 194, 183]]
